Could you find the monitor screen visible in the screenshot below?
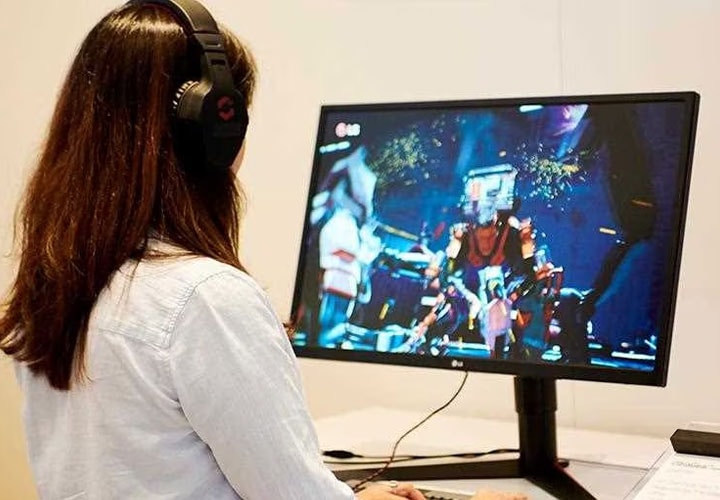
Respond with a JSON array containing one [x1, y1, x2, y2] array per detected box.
[[290, 92, 699, 386]]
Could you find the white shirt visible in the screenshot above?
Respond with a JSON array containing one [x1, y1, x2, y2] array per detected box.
[[15, 252, 355, 500]]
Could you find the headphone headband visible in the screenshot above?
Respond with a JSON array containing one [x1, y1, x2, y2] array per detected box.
[[131, 0, 219, 34]]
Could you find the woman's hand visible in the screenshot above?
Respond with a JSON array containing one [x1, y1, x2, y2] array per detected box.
[[471, 490, 528, 500], [355, 483, 528, 500], [356, 482, 426, 500]]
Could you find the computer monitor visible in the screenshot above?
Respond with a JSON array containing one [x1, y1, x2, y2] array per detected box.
[[290, 92, 699, 498]]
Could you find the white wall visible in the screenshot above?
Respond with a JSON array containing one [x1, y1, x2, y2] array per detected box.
[[1, 0, 719, 491]]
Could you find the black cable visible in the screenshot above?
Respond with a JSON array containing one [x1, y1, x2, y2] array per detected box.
[[324, 447, 519, 465], [325, 456, 425, 466], [349, 370, 470, 492], [324, 450, 415, 460]]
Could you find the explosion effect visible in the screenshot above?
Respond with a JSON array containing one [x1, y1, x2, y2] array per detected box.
[[517, 144, 592, 201], [368, 131, 428, 195]]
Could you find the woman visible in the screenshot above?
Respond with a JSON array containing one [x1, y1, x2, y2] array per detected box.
[[0, 2, 524, 499]]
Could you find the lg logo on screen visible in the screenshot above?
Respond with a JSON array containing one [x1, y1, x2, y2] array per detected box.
[[451, 360, 464, 368], [335, 122, 361, 138]]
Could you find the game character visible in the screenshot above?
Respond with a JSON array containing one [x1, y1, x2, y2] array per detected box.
[[397, 283, 470, 356], [440, 164, 555, 357], [300, 146, 382, 347]]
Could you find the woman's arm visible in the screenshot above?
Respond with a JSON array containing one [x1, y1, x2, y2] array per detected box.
[[168, 270, 354, 500]]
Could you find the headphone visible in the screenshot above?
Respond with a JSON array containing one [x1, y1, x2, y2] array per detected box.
[[129, 0, 248, 172]]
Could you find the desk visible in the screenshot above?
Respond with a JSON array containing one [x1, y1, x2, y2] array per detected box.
[[315, 408, 670, 499]]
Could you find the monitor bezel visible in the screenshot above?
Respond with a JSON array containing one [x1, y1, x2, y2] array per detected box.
[[290, 91, 700, 387]]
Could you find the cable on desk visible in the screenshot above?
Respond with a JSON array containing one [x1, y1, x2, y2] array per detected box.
[[349, 370, 470, 492], [323, 447, 519, 465]]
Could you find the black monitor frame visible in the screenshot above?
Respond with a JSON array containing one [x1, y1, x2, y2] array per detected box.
[[290, 91, 700, 388], [292, 92, 699, 499]]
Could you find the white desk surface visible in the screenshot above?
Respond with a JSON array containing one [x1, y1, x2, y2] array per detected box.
[[315, 407, 671, 499]]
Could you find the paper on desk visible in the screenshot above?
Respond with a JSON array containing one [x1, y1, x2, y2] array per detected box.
[[632, 453, 720, 499]]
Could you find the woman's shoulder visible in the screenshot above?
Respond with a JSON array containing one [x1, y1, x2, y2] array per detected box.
[[127, 254, 257, 296], [100, 256, 268, 349], [172, 256, 263, 300]]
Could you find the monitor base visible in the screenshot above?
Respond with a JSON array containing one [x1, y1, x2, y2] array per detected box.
[[334, 458, 594, 500], [333, 377, 596, 500]]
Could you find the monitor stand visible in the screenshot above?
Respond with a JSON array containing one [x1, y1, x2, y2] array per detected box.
[[333, 376, 596, 500]]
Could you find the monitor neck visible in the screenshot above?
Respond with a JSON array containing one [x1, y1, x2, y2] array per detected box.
[[515, 376, 559, 473]]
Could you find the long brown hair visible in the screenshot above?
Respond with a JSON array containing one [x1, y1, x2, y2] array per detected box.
[[0, 3, 257, 390]]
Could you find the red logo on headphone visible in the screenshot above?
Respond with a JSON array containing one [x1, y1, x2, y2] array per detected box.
[[217, 96, 236, 121]]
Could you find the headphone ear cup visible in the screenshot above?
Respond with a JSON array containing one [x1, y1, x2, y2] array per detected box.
[[172, 81, 206, 171], [171, 80, 248, 172], [204, 88, 248, 170], [172, 81, 202, 122]]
